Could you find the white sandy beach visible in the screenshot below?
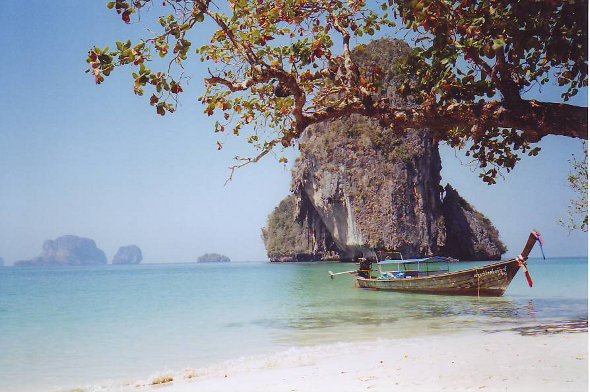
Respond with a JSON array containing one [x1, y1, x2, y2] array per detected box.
[[115, 330, 588, 392]]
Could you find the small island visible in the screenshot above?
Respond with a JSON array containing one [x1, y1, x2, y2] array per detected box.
[[14, 235, 107, 266], [112, 245, 143, 265], [197, 253, 231, 263]]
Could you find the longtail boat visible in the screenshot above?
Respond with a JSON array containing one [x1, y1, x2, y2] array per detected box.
[[329, 230, 544, 297]]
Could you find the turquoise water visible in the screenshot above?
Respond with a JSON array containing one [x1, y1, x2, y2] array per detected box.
[[0, 258, 586, 391]]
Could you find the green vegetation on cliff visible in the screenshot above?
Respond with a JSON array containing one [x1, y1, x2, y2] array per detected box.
[[261, 196, 313, 262]]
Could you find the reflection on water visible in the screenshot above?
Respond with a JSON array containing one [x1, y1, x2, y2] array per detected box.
[[256, 296, 528, 341]]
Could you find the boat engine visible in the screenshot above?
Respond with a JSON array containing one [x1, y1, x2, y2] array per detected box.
[[358, 258, 372, 278]]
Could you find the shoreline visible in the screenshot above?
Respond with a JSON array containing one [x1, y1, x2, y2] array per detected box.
[[90, 328, 587, 392]]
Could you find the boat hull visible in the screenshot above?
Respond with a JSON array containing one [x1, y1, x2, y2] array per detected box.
[[356, 259, 522, 296]]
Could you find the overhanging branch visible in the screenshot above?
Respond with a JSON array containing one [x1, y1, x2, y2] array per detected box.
[[294, 98, 588, 142]]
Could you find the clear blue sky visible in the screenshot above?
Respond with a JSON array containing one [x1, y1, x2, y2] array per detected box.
[[0, 2, 587, 264]]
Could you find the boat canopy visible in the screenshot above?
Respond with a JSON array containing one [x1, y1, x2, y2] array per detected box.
[[377, 256, 458, 265]]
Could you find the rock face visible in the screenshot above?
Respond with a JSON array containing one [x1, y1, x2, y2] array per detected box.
[[441, 185, 505, 260], [112, 245, 143, 265], [197, 253, 231, 263], [15, 235, 107, 266], [265, 126, 506, 262], [261, 195, 318, 262], [262, 38, 506, 262]]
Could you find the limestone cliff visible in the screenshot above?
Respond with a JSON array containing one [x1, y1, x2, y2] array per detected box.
[[441, 185, 506, 260], [15, 235, 108, 266], [262, 195, 336, 261], [262, 38, 506, 262], [112, 245, 143, 265], [264, 125, 506, 261]]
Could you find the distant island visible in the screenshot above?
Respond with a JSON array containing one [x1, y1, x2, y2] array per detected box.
[[197, 253, 231, 263], [14, 235, 107, 266], [112, 245, 143, 265], [0, 257, 4, 267]]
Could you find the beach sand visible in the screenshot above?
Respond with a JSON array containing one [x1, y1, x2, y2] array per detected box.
[[121, 331, 587, 392]]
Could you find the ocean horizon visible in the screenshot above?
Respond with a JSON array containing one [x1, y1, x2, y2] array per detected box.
[[0, 257, 587, 392]]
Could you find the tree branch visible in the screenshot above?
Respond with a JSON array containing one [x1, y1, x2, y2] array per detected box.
[[225, 139, 280, 185], [205, 70, 267, 91], [295, 98, 588, 143]]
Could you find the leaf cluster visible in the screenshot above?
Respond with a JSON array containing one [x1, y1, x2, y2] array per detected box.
[[397, 0, 587, 105]]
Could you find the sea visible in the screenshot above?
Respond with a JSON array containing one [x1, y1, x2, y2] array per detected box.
[[0, 257, 587, 392]]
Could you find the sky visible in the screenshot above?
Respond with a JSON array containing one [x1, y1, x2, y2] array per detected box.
[[0, 2, 587, 264]]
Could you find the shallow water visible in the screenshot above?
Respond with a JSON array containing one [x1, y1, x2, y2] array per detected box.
[[0, 258, 586, 391]]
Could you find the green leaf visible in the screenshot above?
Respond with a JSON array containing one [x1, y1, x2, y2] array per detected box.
[[492, 39, 505, 51]]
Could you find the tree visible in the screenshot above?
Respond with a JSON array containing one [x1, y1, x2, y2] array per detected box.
[[87, 0, 587, 184], [561, 142, 588, 232]]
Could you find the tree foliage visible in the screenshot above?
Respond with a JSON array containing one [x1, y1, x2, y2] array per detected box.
[[561, 142, 588, 232], [87, 0, 587, 184]]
